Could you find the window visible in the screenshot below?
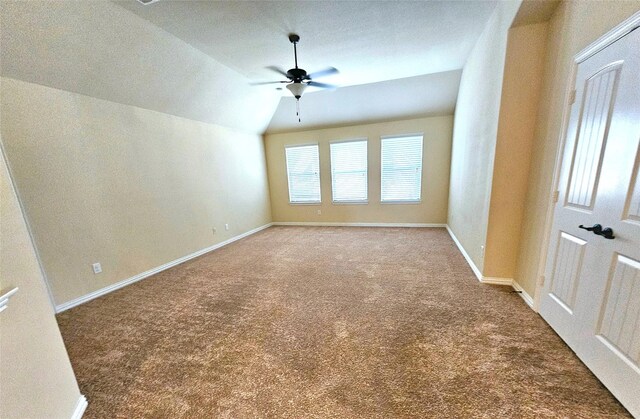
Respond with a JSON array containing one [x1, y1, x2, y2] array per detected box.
[[330, 140, 368, 203], [285, 144, 321, 204], [381, 135, 423, 202]]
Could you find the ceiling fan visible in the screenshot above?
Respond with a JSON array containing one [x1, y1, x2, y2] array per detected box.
[[252, 33, 339, 121]]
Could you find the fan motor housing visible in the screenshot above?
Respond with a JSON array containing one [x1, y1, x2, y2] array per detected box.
[[287, 68, 308, 82]]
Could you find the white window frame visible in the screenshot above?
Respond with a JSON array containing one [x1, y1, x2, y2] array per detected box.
[[329, 138, 369, 204], [285, 143, 321, 205], [380, 134, 424, 204]]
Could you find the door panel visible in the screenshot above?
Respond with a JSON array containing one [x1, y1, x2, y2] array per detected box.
[[549, 231, 586, 312], [566, 63, 621, 209], [597, 254, 640, 365]]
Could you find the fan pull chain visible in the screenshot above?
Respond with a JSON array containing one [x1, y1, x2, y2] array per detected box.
[[296, 99, 301, 123]]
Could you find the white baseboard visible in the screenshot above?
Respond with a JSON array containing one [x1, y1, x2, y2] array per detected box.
[[272, 222, 446, 228], [70, 395, 87, 419], [55, 223, 272, 313], [56, 222, 535, 313], [445, 225, 483, 280], [512, 280, 535, 309], [445, 225, 536, 309], [481, 276, 514, 286]]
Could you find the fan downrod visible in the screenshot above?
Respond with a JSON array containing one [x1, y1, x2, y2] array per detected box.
[[287, 33, 304, 79]]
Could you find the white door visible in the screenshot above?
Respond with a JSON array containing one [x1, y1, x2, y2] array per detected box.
[[540, 27, 640, 416]]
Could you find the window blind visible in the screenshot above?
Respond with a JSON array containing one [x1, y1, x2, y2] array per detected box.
[[330, 140, 368, 202], [285, 144, 321, 203], [381, 135, 423, 202]]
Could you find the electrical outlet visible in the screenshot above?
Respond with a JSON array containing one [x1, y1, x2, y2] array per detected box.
[[225, 223, 229, 231], [212, 227, 217, 235], [480, 245, 485, 256], [92, 262, 102, 274], [317, 209, 321, 215]]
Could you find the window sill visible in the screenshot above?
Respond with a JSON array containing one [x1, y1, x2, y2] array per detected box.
[[332, 200, 369, 205], [289, 202, 322, 206], [380, 200, 422, 204]]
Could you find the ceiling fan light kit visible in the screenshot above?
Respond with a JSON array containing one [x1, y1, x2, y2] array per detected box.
[[253, 33, 339, 122], [285, 82, 307, 99]]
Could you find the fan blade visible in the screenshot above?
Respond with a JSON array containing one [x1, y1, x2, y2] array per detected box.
[[266, 66, 289, 77], [307, 66, 338, 79], [307, 81, 338, 89], [250, 80, 289, 85]]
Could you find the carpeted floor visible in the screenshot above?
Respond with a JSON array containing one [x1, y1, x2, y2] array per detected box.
[[57, 227, 630, 418]]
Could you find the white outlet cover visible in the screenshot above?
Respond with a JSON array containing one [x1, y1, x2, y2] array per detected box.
[[92, 263, 102, 274], [225, 224, 229, 230]]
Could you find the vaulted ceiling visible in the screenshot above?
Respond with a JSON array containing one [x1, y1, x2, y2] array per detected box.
[[117, 0, 496, 87], [2, 1, 501, 133], [117, 0, 498, 131]]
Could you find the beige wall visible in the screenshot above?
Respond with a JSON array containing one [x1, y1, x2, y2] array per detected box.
[[1, 78, 272, 306], [265, 116, 453, 224], [1, 140, 82, 418], [447, 1, 522, 273], [483, 22, 548, 279], [514, 1, 640, 296]]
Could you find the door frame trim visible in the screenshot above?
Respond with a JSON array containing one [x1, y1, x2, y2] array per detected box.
[[533, 11, 640, 311]]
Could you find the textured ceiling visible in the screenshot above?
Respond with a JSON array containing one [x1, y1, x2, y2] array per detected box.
[[116, 0, 497, 87], [266, 70, 462, 133]]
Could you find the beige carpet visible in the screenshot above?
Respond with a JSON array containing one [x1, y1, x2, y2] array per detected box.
[[57, 227, 630, 418]]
